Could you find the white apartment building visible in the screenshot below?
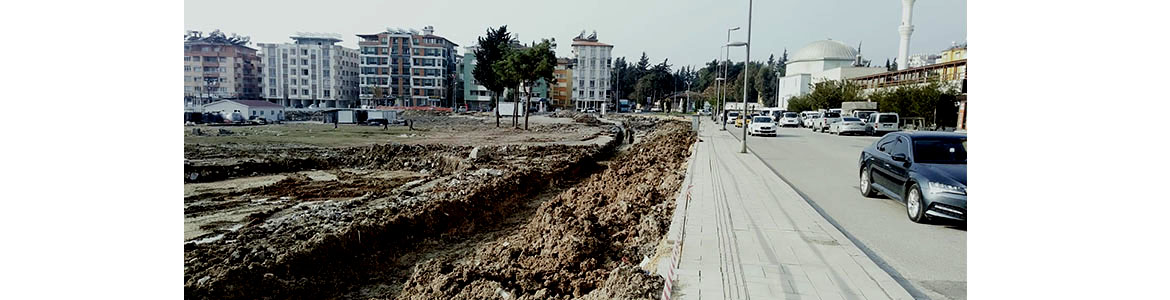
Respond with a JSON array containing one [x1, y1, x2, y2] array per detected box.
[[258, 33, 360, 108], [570, 31, 613, 111]]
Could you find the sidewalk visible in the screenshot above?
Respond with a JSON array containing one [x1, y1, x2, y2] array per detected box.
[[663, 120, 912, 300]]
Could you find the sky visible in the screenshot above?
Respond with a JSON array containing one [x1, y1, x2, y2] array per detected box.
[[185, 0, 966, 69]]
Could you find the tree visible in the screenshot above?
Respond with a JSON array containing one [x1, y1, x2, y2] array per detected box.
[[474, 26, 516, 127], [869, 81, 961, 128], [511, 39, 557, 130], [754, 64, 777, 106], [786, 94, 815, 112], [804, 80, 865, 110], [777, 49, 788, 77]]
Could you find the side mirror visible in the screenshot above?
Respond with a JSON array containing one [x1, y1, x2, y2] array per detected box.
[[891, 153, 909, 162]]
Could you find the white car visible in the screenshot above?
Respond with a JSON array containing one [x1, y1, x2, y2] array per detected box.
[[802, 113, 821, 128], [813, 112, 842, 132], [725, 111, 740, 125], [779, 112, 801, 127], [748, 116, 777, 136], [829, 117, 868, 135]]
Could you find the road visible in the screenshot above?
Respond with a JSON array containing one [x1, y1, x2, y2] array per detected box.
[[724, 123, 966, 300]]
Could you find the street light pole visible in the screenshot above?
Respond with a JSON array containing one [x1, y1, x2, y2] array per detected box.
[[721, 26, 740, 130], [742, 0, 753, 154]]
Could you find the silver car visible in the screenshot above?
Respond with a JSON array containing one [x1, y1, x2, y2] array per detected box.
[[830, 117, 868, 135]]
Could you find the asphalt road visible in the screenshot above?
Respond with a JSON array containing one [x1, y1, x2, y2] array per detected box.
[[723, 122, 966, 300]]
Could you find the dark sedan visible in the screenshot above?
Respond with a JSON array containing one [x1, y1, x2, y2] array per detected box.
[[858, 132, 967, 223]]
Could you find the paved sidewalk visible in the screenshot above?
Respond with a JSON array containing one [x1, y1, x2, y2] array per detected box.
[[667, 120, 912, 300]]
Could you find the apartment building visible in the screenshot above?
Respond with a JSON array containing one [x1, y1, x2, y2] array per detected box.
[[460, 46, 494, 111], [569, 31, 613, 111], [257, 33, 360, 108], [184, 39, 261, 105], [357, 26, 458, 107], [551, 57, 574, 109]]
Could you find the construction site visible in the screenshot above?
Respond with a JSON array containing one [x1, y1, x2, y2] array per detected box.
[[183, 111, 696, 299]]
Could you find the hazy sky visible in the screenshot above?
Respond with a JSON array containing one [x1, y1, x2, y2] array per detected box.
[[185, 0, 966, 68]]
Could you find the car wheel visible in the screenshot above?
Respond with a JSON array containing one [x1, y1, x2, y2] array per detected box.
[[906, 183, 928, 223], [860, 166, 877, 198]]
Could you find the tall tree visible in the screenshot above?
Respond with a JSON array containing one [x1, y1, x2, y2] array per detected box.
[[474, 26, 515, 127], [509, 39, 557, 130], [754, 64, 777, 107]]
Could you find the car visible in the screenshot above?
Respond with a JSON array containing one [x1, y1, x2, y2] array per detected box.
[[779, 111, 801, 127], [853, 110, 877, 122], [866, 113, 900, 136], [748, 116, 777, 136], [813, 112, 842, 132], [830, 117, 868, 135], [858, 132, 967, 223], [802, 112, 821, 128], [724, 111, 740, 125], [247, 116, 267, 125], [365, 118, 389, 126], [735, 115, 747, 128], [585, 108, 598, 113]]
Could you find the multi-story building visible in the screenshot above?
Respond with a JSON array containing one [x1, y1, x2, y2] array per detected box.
[[907, 53, 941, 68], [184, 34, 261, 106], [551, 58, 574, 109], [569, 31, 613, 111], [357, 26, 458, 107], [460, 46, 493, 111], [257, 33, 360, 108]]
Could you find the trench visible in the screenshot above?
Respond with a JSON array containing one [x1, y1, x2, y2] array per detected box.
[[185, 123, 628, 299]]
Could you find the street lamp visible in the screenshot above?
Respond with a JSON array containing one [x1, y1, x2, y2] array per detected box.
[[730, 39, 748, 154], [716, 77, 726, 130], [732, 0, 753, 154], [720, 26, 740, 131]]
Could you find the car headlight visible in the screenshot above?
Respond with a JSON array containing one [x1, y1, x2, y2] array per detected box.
[[928, 182, 966, 195]]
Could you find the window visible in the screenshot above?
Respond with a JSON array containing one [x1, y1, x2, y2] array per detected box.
[[323, 90, 330, 97], [302, 59, 308, 65], [877, 136, 896, 154], [291, 89, 297, 95], [301, 49, 308, 55], [303, 89, 309, 95], [259, 110, 264, 115], [302, 69, 309, 75]]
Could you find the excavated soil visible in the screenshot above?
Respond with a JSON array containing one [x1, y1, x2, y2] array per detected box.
[[184, 115, 694, 300], [393, 120, 695, 300]]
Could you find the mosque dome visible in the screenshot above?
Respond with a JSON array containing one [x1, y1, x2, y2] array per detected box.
[[790, 39, 859, 62]]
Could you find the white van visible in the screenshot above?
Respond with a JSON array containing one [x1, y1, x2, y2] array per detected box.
[[865, 113, 900, 136]]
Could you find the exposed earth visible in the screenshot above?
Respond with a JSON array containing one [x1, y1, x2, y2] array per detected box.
[[183, 112, 696, 299]]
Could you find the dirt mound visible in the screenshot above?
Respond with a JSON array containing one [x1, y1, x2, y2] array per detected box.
[[573, 114, 603, 126], [395, 121, 695, 299], [184, 140, 610, 299]]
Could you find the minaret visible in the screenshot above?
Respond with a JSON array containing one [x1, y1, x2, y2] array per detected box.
[[898, 0, 916, 70]]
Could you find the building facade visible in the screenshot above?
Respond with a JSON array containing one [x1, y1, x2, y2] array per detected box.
[[184, 40, 261, 105], [357, 26, 458, 107], [570, 31, 613, 111], [551, 58, 574, 109], [460, 46, 493, 111], [776, 39, 886, 108], [257, 33, 359, 108]]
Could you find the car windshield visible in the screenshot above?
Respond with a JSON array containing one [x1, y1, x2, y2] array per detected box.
[[823, 112, 841, 118], [753, 116, 772, 123], [913, 138, 967, 164], [728, 112, 739, 116], [879, 115, 898, 123], [784, 112, 798, 117], [842, 117, 861, 122]]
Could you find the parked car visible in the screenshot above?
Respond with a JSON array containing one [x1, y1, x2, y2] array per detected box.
[[813, 112, 842, 132], [830, 117, 868, 135], [866, 113, 900, 136], [853, 110, 877, 122], [725, 111, 740, 125], [735, 115, 747, 128], [779, 112, 801, 127], [248, 116, 268, 125], [858, 132, 967, 223], [800, 111, 820, 127], [748, 116, 777, 136], [365, 118, 389, 126], [802, 113, 821, 128]]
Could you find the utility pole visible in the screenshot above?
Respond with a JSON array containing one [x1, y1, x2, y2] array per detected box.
[[741, 0, 753, 154]]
